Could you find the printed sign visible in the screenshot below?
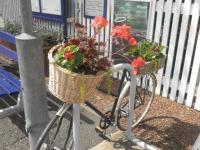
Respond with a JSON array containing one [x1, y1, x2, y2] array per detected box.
[[84, 0, 106, 18], [112, 0, 151, 63], [114, 0, 150, 41], [31, 0, 40, 12], [41, 0, 62, 15]]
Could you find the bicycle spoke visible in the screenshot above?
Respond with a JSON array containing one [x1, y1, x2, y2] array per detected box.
[[36, 104, 73, 150], [63, 117, 73, 149], [49, 114, 65, 148], [117, 73, 156, 131]]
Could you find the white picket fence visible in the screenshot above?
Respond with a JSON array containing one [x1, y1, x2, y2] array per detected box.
[[151, 0, 200, 111], [80, 0, 200, 111]]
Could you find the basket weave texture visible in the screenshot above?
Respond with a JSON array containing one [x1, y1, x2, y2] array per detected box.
[[139, 55, 166, 75], [48, 45, 105, 103]]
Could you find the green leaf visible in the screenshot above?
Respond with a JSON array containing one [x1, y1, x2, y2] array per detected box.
[[74, 53, 83, 66]]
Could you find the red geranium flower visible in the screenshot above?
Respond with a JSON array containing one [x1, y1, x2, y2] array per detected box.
[[64, 51, 74, 60], [131, 57, 145, 75], [111, 24, 132, 40], [128, 37, 137, 46], [91, 16, 108, 28]]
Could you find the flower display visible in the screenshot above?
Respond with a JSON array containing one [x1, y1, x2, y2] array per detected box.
[[128, 37, 137, 46], [64, 51, 74, 60], [111, 24, 132, 40], [55, 16, 110, 75], [112, 24, 164, 75], [131, 57, 145, 75], [54, 16, 164, 75], [91, 16, 108, 28]]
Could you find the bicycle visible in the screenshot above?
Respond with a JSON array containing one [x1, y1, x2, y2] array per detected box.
[[85, 70, 156, 131], [35, 66, 156, 150], [35, 103, 73, 150]]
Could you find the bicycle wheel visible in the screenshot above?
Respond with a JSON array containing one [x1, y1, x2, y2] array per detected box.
[[117, 73, 156, 131], [36, 104, 73, 150]]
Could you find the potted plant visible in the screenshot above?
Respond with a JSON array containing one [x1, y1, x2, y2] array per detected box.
[[111, 24, 165, 75], [123, 40, 165, 75], [48, 16, 110, 103], [48, 16, 165, 103]]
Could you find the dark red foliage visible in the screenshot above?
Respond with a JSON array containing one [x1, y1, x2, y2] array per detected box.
[[62, 21, 110, 74], [68, 38, 80, 46]]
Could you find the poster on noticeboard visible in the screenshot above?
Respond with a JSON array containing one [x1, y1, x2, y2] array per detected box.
[[113, 0, 151, 41], [112, 0, 151, 63], [31, 0, 62, 15], [84, 0, 107, 18]]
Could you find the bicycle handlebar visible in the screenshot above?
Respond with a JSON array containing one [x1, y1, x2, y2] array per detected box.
[[110, 63, 132, 74]]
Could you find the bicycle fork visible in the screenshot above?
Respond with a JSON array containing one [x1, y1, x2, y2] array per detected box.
[[114, 81, 131, 127]]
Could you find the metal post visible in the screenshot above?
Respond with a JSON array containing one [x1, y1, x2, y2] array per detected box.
[[125, 71, 157, 150], [16, 0, 49, 149], [73, 103, 80, 150], [111, 64, 157, 150]]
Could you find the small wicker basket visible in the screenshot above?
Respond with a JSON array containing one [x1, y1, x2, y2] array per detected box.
[[139, 55, 166, 75], [48, 45, 105, 103]]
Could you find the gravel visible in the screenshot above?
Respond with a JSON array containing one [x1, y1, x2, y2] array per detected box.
[[89, 88, 200, 150]]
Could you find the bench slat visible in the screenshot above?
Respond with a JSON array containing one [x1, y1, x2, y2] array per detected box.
[[0, 45, 18, 62], [0, 32, 20, 97], [0, 67, 21, 89], [0, 87, 6, 96], [0, 75, 19, 95], [0, 32, 16, 45]]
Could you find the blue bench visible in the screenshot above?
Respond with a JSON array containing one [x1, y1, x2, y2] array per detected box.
[[0, 31, 23, 118]]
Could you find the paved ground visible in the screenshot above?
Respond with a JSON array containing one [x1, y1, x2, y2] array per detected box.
[[0, 98, 144, 150], [90, 131, 143, 150], [0, 97, 104, 150]]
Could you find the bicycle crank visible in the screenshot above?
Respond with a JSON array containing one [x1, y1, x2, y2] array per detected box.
[[99, 111, 112, 129]]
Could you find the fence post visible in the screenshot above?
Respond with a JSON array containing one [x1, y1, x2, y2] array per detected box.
[[15, 0, 49, 149]]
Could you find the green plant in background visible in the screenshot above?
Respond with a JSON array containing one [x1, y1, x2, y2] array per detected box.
[[0, 19, 61, 47], [33, 22, 62, 47], [0, 20, 21, 35]]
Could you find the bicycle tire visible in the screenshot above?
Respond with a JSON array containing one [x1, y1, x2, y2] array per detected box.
[[117, 73, 156, 131], [36, 114, 59, 150], [36, 105, 73, 150]]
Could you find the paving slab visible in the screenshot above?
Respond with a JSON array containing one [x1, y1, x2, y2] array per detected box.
[[90, 131, 144, 150], [0, 99, 104, 150]]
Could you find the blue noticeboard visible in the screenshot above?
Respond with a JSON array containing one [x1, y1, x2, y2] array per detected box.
[[31, 0, 65, 23], [84, 0, 107, 18]]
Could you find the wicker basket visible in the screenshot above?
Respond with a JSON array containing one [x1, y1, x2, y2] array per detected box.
[[139, 55, 166, 75], [48, 45, 105, 103]]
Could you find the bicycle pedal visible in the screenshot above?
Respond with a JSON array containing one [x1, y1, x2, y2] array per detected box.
[[95, 126, 113, 140]]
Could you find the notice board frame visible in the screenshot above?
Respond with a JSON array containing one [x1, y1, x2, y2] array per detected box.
[[84, 0, 107, 19], [32, 0, 66, 23]]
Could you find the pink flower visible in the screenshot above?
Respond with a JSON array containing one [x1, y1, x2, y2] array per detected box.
[[111, 24, 132, 40], [128, 37, 137, 46], [91, 16, 108, 28], [131, 57, 145, 75], [64, 51, 74, 60]]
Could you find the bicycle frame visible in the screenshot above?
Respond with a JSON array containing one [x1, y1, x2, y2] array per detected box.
[[85, 69, 131, 129]]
